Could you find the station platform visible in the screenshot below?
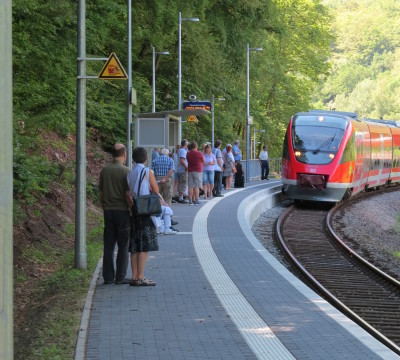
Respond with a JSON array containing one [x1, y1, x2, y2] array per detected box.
[[77, 180, 399, 359]]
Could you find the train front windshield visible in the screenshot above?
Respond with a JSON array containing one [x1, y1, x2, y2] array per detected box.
[[292, 115, 348, 165]]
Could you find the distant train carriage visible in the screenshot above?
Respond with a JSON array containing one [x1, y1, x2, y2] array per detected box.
[[281, 110, 400, 202]]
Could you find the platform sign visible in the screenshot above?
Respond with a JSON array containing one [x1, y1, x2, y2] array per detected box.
[[98, 52, 128, 80], [187, 115, 198, 123], [183, 101, 212, 111]]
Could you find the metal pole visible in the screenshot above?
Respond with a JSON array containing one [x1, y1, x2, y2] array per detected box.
[[177, 13, 199, 142], [253, 126, 256, 159], [212, 94, 215, 146], [152, 46, 156, 112], [127, 0, 132, 169], [152, 48, 168, 113], [246, 43, 250, 183], [178, 12, 182, 142], [75, 0, 87, 269], [0, 0, 13, 357]]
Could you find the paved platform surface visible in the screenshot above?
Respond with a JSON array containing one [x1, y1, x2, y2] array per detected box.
[[83, 180, 399, 359]]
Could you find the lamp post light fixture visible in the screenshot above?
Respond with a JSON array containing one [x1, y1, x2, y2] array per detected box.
[[253, 128, 265, 159], [211, 95, 225, 146], [152, 47, 169, 112], [246, 43, 263, 183], [178, 12, 199, 142]]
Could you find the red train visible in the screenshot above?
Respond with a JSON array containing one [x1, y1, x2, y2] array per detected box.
[[281, 110, 400, 202]]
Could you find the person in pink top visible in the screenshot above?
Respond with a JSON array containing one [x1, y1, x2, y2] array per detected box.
[[202, 144, 216, 199], [186, 141, 204, 205]]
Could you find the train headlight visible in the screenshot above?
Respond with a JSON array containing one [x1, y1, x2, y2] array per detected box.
[[329, 153, 335, 159], [295, 151, 301, 157]]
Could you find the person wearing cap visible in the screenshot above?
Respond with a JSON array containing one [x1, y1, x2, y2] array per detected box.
[[259, 145, 269, 180], [151, 148, 175, 205]]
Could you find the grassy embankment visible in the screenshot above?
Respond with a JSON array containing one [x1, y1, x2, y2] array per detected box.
[[15, 214, 103, 360]]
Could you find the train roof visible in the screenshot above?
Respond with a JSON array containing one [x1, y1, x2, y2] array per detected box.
[[294, 110, 400, 127], [363, 118, 400, 127], [295, 110, 359, 119]]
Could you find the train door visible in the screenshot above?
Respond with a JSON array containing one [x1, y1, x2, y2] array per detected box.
[[352, 122, 369, 194], [362, 129, 371, 187], [389, 126, 400, 184], [367, 123, 391, 187], [381, 128, 392, 185], [379, 133, 384, 183], [367, 125, 381, 187], [352, 131, 363, 193]]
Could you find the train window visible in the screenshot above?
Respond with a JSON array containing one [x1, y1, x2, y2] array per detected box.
[[293, 115, 349, 130], [394, 147, 400, 168], [340, 133, 356, 164], [292, 123, 344, 164]]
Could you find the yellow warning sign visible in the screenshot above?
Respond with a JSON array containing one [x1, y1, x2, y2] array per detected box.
[[98, 52, 128, 80], [187, 115, 198, 123]]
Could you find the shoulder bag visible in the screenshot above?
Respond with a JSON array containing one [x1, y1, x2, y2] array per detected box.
[[132, 168, 162, 216]]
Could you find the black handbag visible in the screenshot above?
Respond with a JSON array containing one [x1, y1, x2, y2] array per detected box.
[[132, 168, 162, 216]]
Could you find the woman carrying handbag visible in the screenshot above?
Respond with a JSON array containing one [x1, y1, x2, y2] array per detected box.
[[127, 147, 159, 286]]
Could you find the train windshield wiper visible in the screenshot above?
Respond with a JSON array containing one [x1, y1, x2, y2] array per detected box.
[[312, 131, 337, 154]]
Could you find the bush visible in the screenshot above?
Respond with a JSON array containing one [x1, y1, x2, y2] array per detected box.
[[13, 142, 59, 203]]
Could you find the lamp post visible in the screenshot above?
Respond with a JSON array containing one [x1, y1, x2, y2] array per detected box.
[[126, 0, 132, 170], [75, 0, 87, 269], [152, 47, 169, 112], [246, 43, 263, 183], [211, 95, 225, 146], [253, 128, 265, 159], [178, 12, 199, 142], [0, 0, 13, 357]]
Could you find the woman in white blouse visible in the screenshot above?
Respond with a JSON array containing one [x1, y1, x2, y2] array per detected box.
[[127, 147, 159, 286]]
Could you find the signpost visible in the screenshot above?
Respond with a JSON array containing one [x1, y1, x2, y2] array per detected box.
[[76, 3, 129, 271], [182, 101, 210, 125], [187, 115, 198, 123], [183, 101, 212, 111], [98, 52, 128, 80]]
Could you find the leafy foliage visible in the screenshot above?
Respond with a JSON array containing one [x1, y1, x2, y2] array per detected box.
[[13, 137, 59, 203], [315, 0, 400, 119], [13, 0, 332, 201]]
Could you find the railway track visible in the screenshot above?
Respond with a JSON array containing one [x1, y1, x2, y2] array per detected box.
[[275, 202, 400, 355]]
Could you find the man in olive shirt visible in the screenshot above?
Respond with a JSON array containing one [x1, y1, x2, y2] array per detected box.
[[99, 144, 132, 284]]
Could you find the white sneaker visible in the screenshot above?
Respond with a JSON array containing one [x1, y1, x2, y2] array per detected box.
[[164, 228, 178, 235], [157, 227, 165, 234]]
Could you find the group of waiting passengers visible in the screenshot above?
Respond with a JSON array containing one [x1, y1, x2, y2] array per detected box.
[[98, 139, 249, 288], [152, 138, 245, 206]]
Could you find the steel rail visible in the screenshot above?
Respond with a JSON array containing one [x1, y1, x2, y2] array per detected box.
[[275, 205, 400, 356], [327, 199, 400, 289]]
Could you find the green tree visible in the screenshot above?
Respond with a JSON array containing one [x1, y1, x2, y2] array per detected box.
[[314, 0, 400, 120], [13, 0, 333, 201]]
